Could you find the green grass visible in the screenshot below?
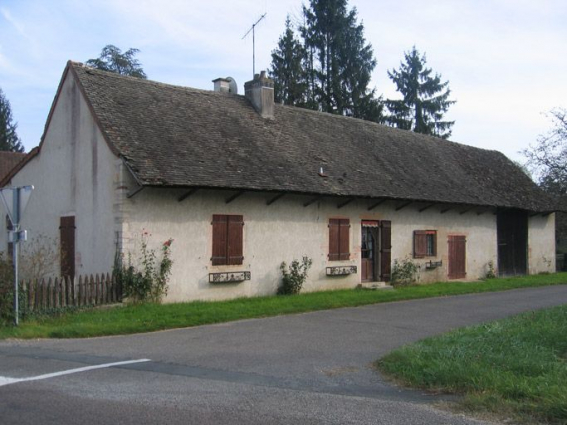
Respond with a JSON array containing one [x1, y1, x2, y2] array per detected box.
[[1, 272, 566, 340], [377, 304, 567, 424]]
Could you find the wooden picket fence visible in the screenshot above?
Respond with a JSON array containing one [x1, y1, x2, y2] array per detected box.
[[20, 273, 122, 313]]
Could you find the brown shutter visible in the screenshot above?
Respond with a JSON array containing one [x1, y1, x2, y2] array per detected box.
[[211, 215, 228, 265], [227, 215, 244, 265], [380, 221, 392, 282], [339, 219, 350, 260], [328, 219, 340, 261], [448, 235, 466, 279], [413, 230, 427, 258], [60, 216, 75, 278]]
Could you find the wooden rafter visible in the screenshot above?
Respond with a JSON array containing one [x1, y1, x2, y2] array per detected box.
[[225, 191, 245, 204], [395, 201, 412, 211], [178, 188, 199, 202], [367, 199, 386, 211], [459, 207, 473, 215], [266, 193, 285, 206], [337, 198, 354, 209], [418, 203, 436, 213], [440, 206, 452, 214], [303, 196, 321, 207]]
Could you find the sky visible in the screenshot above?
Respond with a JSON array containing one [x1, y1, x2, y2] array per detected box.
[[1, 0, 566, 164]]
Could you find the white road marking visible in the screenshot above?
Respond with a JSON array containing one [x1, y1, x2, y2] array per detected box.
[[0, 358, 151, 387]]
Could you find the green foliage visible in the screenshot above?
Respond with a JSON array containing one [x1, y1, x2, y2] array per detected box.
[[0, 273, 566, 338], [386, 46, 455, 139], [270, 16, 308, 107], [377, 305, 567, 424], [485, 260, 497, 279], [114, 232, 173, 304], [278, 256, 313, 295], [86, 45, 147, 79], [0, 88, 25, 152], [391, 256, 420, 286], [0, 253, 14, 325], [270, 0, 383, 122]]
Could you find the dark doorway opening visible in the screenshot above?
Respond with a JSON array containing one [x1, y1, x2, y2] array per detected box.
[[497, 209, 528, 276], [361, 220, 391, 282]]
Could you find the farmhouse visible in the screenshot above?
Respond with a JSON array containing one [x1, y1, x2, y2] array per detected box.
[[0, 61, 557, 301]]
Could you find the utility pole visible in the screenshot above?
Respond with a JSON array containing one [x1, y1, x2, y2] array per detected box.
[[242, 13, 267, 77]]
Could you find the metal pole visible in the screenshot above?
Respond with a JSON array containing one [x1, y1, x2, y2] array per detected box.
[[252, 25, 255, 76], [12, 188, 20, 327]]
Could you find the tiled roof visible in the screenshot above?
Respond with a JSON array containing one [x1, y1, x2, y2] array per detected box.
[[70, 62, 555, 212], [0, 151, 27, 182]]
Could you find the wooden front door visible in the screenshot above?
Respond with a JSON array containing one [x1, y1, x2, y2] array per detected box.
[[361, 223, 378, 282], [448, 235, 466, 279], [60, 216, 75, 278]]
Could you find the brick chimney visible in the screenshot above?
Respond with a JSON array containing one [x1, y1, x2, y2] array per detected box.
[[244, 71, 274, 119]]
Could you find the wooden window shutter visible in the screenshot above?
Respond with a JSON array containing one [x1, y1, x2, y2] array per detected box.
[[211, 215, 228, 265], [380, 221, 392, 282], [59, 216, 76, 278], [328, 219, 340, 261], [448, 235, 466, 279], [339, 219, 350, 260], [413, 231, 427, 258], [227, 215, 244, 265]]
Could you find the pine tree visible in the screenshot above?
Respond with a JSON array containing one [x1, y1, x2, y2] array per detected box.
[[269, 17, 307, 107], [386, 46, 455, 139], [301, 0, 380, 121], [0, 88, 25, 153], [86, 45, 147, 79], [268, 0, 382, 121]]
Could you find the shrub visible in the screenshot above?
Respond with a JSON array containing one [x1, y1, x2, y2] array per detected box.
[[485, 260, 497, 279], [391, 256, 420, 286], [278, 256, 313, 295], [0, 253, 14, 325], [114, 232, 174, 304]]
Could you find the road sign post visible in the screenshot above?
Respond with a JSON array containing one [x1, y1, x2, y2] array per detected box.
[[0, 185, 33, 326]]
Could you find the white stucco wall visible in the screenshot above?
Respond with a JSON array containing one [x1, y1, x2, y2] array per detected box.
[[528, 213, 556, 273], [122, 188, 513, 302], [0, 70, 119, 278]]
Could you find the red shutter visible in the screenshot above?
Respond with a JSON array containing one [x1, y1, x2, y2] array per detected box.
[[380, 221, 392, 282], [212, 215, 228, 265], [227, 215, 244, 265], [60, 216, 76, 278], [413, 231, 427, 258], [339, 219, 350, 260], [329, 219, 340, 261], [448, 235, 466, 279]]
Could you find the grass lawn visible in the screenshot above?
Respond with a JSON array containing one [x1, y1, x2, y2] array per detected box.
[[376, 305, 567, 424], [0, 272, 566, 340]]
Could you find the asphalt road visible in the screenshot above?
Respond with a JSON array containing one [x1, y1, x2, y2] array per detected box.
[[1, 285, 567, 425]]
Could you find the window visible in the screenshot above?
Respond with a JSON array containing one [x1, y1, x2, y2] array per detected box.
[[413, 230, 437, 258], [329, 218, 350, 261], [211, 215, 243, 265]]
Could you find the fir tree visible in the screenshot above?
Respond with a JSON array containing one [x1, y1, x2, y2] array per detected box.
[[386, 46, 455, 139], [269, 17, 307, 107], [0, 88, 24, 152], [301, 0, 380, 120]]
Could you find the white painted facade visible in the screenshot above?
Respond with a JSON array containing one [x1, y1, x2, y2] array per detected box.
[[0, 70, 556, 301]]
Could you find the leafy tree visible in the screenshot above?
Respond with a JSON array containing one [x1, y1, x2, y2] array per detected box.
[[269, 17, 308, 107], [523, 108, 567, 193], [386, 46, 455, 139], [86, 45, 147, 79], [301, 0, 382, 121], [0, 88, 24, 152], [523, 108, 567, 254]]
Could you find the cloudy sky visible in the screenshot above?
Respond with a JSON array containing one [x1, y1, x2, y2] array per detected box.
[[1, 0, 566, 164]]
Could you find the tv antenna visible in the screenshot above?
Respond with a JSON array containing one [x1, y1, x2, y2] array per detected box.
[[242, 13, 267, 77]]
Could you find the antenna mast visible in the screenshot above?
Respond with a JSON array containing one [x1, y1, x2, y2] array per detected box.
[[242, 13, 267, 77]]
